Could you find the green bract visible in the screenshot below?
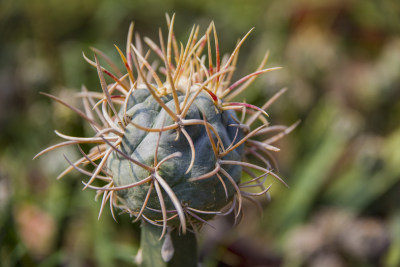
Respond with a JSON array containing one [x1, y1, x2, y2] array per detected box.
[[109, 89, 244, 223]]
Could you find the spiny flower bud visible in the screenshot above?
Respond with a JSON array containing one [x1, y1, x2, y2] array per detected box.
[[35, 15, 298, 241]]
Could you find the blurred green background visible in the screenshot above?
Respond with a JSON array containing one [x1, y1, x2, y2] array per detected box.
[[1, 0, 400, 266]]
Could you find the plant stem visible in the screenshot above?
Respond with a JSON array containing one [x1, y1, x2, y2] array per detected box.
[[140, 222, 198, 267]]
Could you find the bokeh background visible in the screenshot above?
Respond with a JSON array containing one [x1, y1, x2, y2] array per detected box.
[[1, 0, 400, 266]]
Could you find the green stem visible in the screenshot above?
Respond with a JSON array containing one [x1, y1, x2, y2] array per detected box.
[[140, 222, 198, 267]]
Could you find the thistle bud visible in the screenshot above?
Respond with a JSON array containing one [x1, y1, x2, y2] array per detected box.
[[36, 14, 297, 266]]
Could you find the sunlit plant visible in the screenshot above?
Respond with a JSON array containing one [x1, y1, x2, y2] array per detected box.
[[35, 14, 297, 267]]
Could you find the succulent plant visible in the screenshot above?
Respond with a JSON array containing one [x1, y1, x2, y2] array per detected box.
[[35, 14, 297, 267]]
